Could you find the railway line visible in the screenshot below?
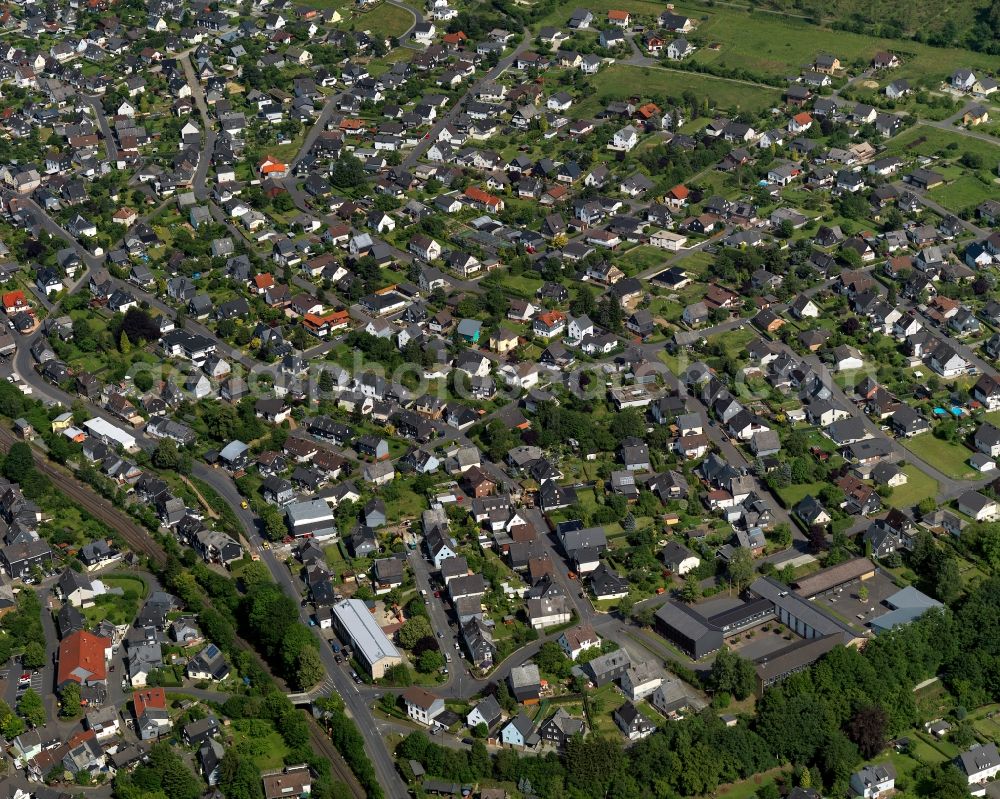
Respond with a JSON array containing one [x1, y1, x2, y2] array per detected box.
[[0, 426, 367, 799]]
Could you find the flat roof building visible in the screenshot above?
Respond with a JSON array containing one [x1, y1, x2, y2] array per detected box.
[[330, 598, 401, 679], [83, 417, 137, 453], [755, 634, 841, 693], [285, 499, 337, 539], [792, 557, 876, 598], [655, 600, 724, 659], [748, 576, 861, 643]]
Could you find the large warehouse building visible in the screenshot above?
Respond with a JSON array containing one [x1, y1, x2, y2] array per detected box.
[[331, 598, 402, 679]]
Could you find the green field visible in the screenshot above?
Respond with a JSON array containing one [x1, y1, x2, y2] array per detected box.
[[885, 464, 939, 510], [680, 5, 999, 84], [902, 433, 977, 480], [775, 481, 827, 509], [356, 1, 414, 39], [105, 575, 149, 599], [228, 718, 290, 770], [752, 0, 987, 47], [587, 682, 628, 737], [928, 176, 999, 215], [618, 245, 671, 277], [708, 327, 756, 359], [584, 65, 783, 116], [82, 575, 148, 627], [879, 125, 1000, 213], [885, 125, 1000, 170], [499, 272, 544, 298]]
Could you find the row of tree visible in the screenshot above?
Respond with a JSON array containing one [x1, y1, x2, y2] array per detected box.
[[402, 574, 1000, 798]]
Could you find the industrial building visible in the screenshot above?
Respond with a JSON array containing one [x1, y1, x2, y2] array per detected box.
[[330, 599, 401, 679]]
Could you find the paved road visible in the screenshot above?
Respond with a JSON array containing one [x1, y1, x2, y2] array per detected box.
[[893, 180, 989, 238], [402, 42, 526, 169], [179, 52, 217, 202], [82, 95, 119, 163]]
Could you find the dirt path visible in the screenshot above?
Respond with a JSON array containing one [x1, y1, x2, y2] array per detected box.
[[181, 474, 220, 519]]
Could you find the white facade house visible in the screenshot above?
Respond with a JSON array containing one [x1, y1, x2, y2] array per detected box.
[[403, 687, 445, 726]]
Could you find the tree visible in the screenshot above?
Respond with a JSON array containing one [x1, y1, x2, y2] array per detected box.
[[935, 555, 962, 604], [820, 730, 861, 788], [708, 647, 757, 700], [2, 442, 34, 483], [535, 641, 572, 679], [59, 682, 83, 718], [617, 593, 636, 618], [383, 663, 412, 686], [680, 573, 701, 603], [21, 640, 45, 669], [293, 647, 325, 691], [417, 648, 445, 673], [495, 680, 516, 712], [847, 705, 889, 758], [857, 584, 870, 604], [727, 548, 755, 592], [239, 561, 272, 593], [145, 741, 203, 799], [397, 615, 433, 650], [16, 688, 45, 728], [219, 750, 264, 799], [0, 699, 25, 738], [281, 624, 318, 675], [152, 438, 181, 469]]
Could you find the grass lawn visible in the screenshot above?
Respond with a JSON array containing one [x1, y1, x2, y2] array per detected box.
[[676, 251, 714, 278], [227, 718, 290, 771], [585, 64, 782, 115], [906, 735, 950, 765], [355, 1, 414, 38], [682, 6, 997, 83], [499, 272, 544, 298], [325, 543, 350, 578], [885, 464, 939, 510], [386, 484, 426, 522], [883, 126, 1000, 213], [679, 115, 712, 134], [709, 327, 755, 359], [104, 575, 149, 599], [972, 713, 1000, 741], [774, 481, 826, 509], [82, 588, 142, 627], [871, 749, 925, 782], [929, 175, 999, 214], [711, 768, 790, 799], [618, 245, 670, 277], [901, 433, 976, 480], [588, 683, 628, 737]]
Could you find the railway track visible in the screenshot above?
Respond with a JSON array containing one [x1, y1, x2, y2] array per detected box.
[[306, 714, 368, 798], [0, 426, 168, 566], [0, 428, 367, 799]]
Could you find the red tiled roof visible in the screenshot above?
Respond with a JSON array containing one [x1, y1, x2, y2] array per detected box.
[[3, 290, 26, 307], [133, 687, 167, 715], [57, 631, 108, 686]]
